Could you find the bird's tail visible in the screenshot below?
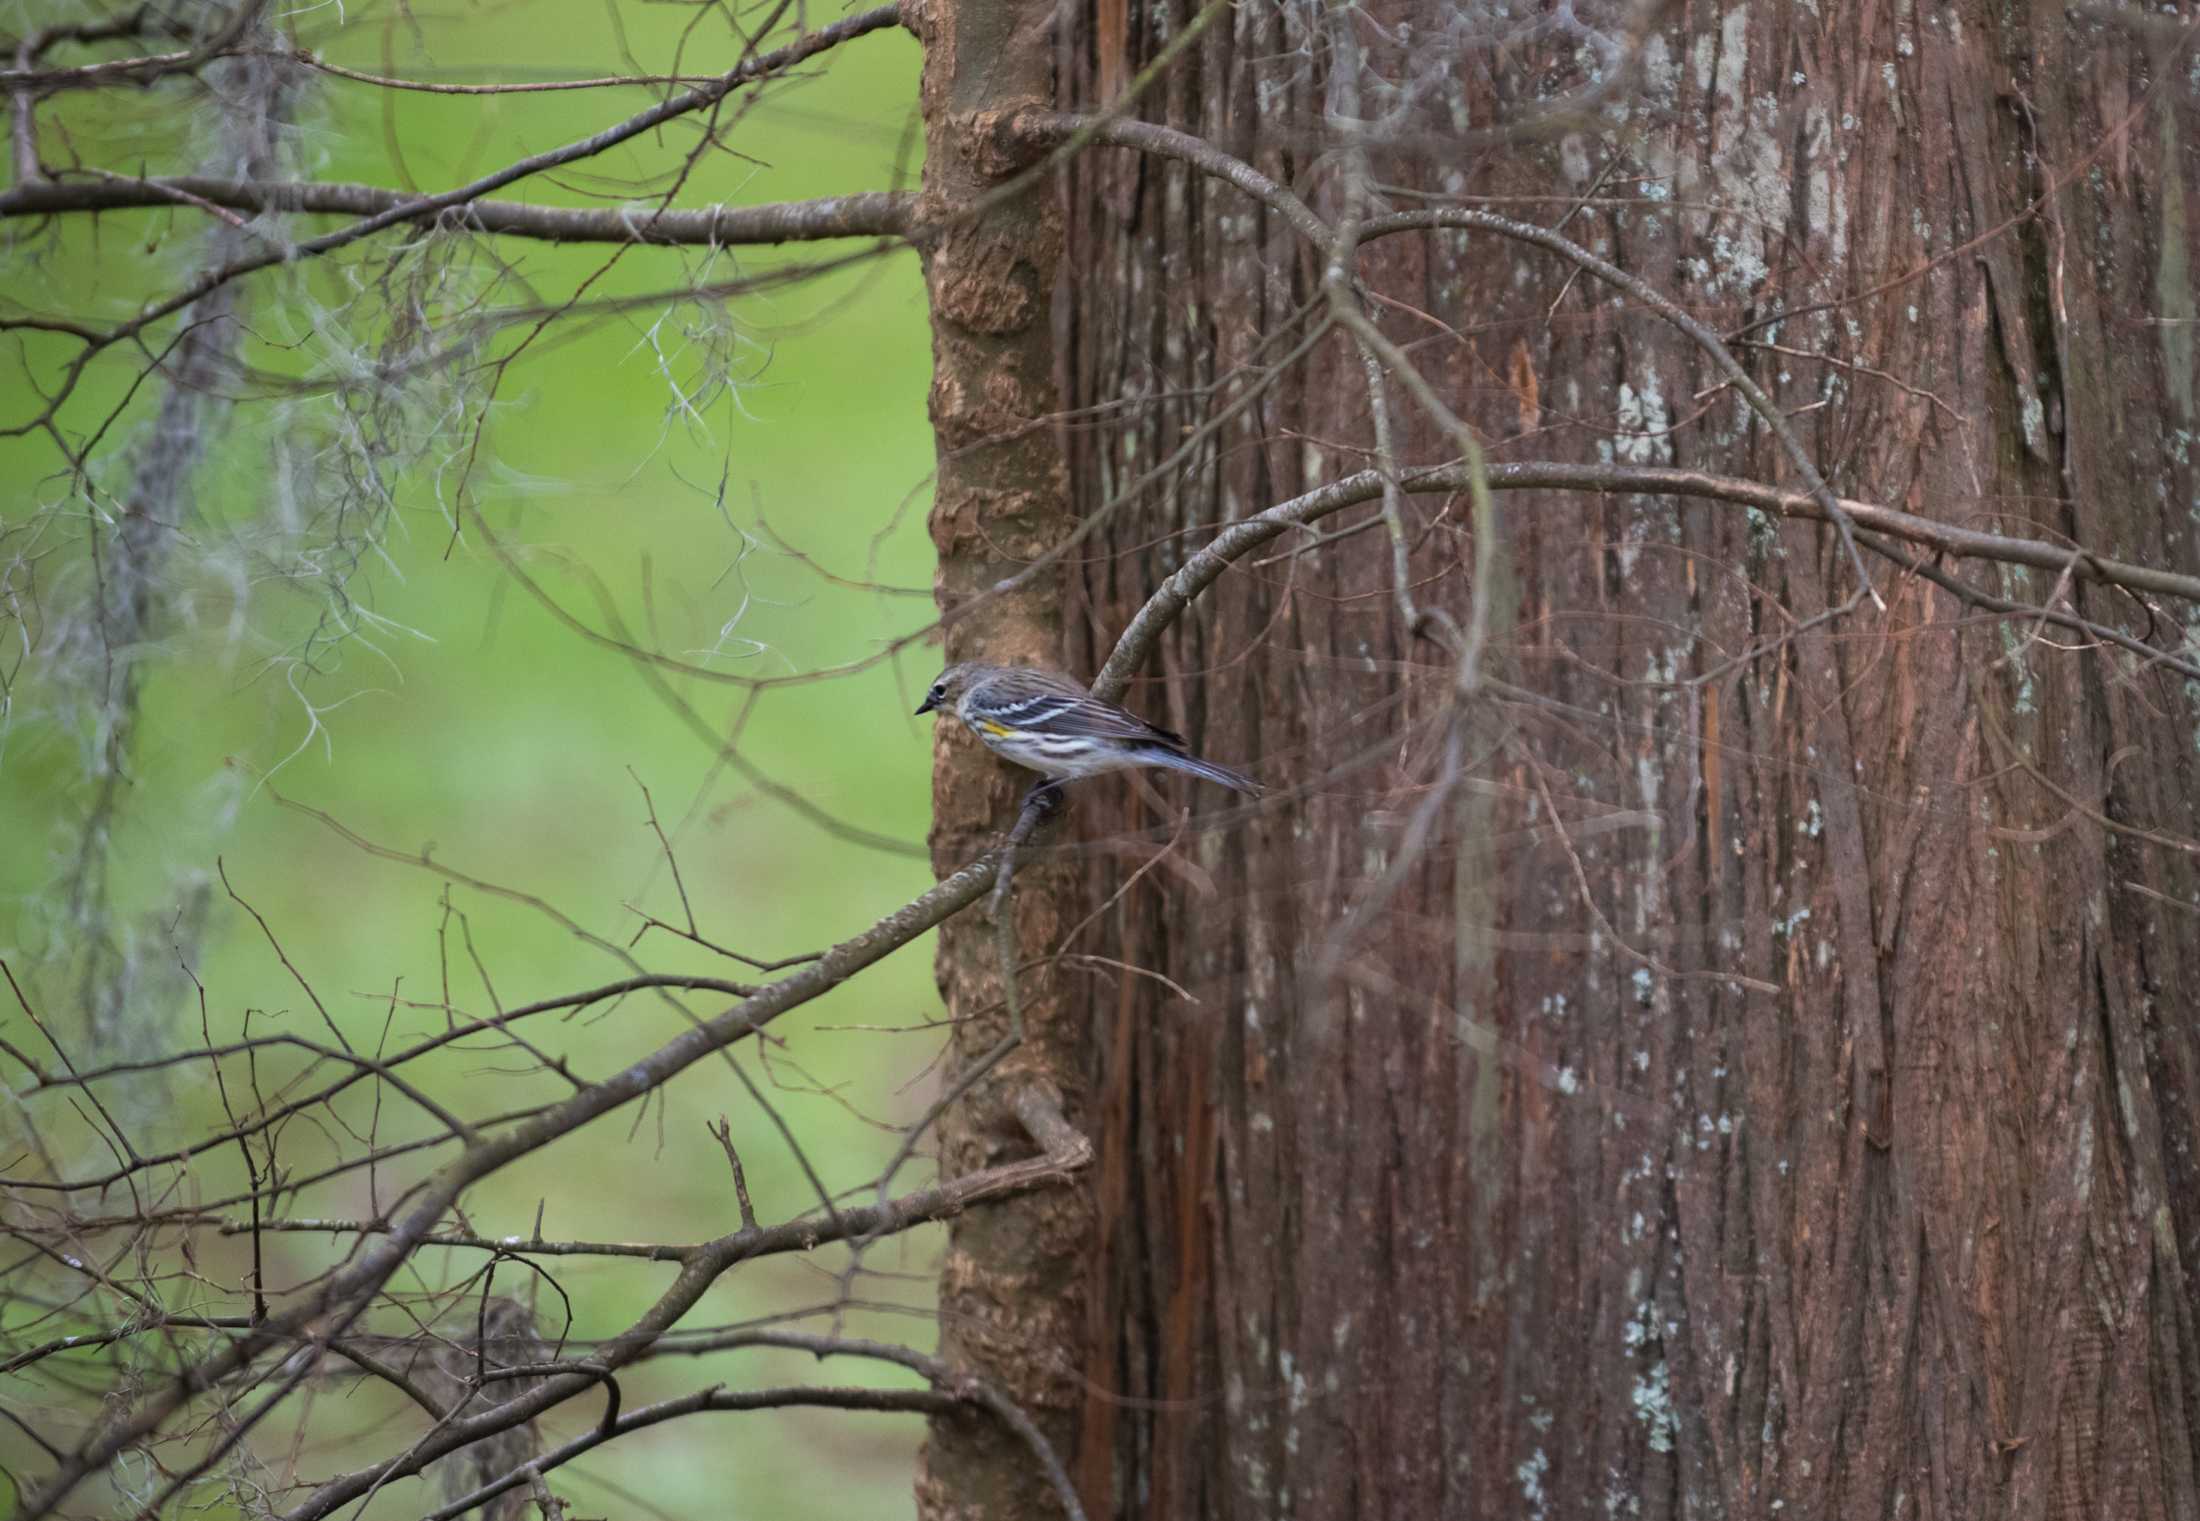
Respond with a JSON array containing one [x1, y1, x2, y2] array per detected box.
[[1147, 746, 1263, 797]]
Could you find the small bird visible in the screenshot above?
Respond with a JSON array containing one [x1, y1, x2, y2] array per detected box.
[[916, 663, 1261, 797]]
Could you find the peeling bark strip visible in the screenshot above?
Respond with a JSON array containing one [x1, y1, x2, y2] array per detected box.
[[1054, 2, 2200, 1519], [910, 0, 1086, 1515]]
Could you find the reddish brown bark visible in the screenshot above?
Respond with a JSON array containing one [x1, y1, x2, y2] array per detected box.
[[1044, 3, 2200, 1518]]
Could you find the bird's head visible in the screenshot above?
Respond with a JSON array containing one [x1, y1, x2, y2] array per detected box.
[[914, 663, 980, 716]]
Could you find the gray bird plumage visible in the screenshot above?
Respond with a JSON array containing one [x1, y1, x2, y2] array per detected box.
[[917, 663, 1261, 796]]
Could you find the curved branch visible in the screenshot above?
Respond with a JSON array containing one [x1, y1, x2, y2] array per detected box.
[[1469, 463, 2200, 602], [1097, 460, 2200, 697], [424, 1385, 961, 1520], [424, 1332, 1085, 1521], [0, 1, 264, 91]]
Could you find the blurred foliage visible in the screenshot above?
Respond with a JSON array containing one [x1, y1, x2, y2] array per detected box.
[[1, 1, 944, 1514]]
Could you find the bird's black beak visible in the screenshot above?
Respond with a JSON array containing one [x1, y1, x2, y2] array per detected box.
[[914, 695, 937, 715]]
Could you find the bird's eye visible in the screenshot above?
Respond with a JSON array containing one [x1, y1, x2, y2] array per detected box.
[[929, 685, 945, 701]]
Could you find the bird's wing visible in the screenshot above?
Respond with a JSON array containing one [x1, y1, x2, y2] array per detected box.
[[984, 677, 1185, 747]]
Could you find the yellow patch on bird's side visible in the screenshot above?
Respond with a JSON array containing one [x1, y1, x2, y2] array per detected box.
[[976, 721, 1019, 738]]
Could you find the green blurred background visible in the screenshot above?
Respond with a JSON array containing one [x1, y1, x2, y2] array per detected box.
[[2, 1, 944, 1513]]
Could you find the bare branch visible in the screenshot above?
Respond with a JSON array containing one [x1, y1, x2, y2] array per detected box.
[[1098, 460, 2200, 696], [0, 177, 913, 245], [18, 844, 1002, 1520], [0, 1, 265, 91], [582, 1331, 1088, 1521], [423, 1383, 960, 1521], [0, 2, 904, 435]]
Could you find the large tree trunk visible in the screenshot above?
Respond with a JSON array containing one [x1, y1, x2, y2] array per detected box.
[[1045, 3, 2200, 1517], [912, 0, 1086, 1514]]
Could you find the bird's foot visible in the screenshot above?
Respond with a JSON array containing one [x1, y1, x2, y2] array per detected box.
[[1022, 780, 1065, 815], [1004, 781, 1066, 849], [991, 783, 1067, 918]]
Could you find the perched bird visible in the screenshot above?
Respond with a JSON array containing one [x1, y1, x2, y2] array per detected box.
[[917, 663, 1261, 797]]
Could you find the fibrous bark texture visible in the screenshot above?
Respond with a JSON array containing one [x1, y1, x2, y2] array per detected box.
[[1050, 3, 2200, 1517]]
